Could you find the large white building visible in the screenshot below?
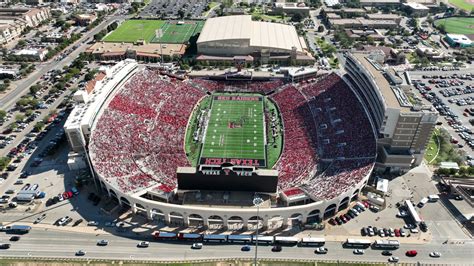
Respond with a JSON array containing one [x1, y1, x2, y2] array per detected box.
[[345, 52, 438, 172], [196, 15, 314, 65]]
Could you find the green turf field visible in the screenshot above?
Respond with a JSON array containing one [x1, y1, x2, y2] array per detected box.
[[448, 0, 474, 11], [151, 21, 205, 44], [200, 95, 266, 162], [435, 17, 474, 34], [103, 20, 165, 43]]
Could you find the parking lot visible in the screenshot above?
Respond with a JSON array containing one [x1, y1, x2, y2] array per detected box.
[[316, 163, 469, 243], [139, 0, 209, 19], [410, 70, 474, 159]]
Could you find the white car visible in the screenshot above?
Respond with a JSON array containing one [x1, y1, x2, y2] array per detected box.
[[315, 247, 328, 254], [87, 221, 99, 226], [75, 250, 86, 256], [137, 241, 149, 248], [388, 256, 399, 262], [429, 252, 441, 258], [191, 243, 203, 249], [353, 249, 364, 255], [97, 240, 109, 246]]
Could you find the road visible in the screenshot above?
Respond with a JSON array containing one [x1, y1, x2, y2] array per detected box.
[[0, 14, 127, 111], [0, 228, 472, 263]]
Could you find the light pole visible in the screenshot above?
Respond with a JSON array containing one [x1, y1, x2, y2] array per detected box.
[[253, 195, 264, 266]]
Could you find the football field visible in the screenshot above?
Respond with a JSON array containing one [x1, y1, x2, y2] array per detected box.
[[151, 21, 205, 44], [434, 17, 474, 34], [103, 20, 165, 43], [200, 95, 266, 164]]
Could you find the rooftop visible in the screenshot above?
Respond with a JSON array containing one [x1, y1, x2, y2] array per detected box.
[[197, 15, 304, 53], [351, 53, 410, 111], [402, 2, 429, 9]]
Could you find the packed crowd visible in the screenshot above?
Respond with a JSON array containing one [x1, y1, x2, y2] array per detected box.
[[301, 159, 374, 201], [270, 86, 319, 189], [271, 74, 376, 200], [302, 73, 376, 159], [89, 70, 205, 194]]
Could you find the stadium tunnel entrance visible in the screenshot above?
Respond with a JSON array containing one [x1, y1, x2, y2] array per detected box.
[[208, 215, 224, 229], [324, 204, 337, 219], [188, 214, 204, 227], [338, 197, 350, 212], [228, 216, 244, 230], [306, 209, 321, 224]]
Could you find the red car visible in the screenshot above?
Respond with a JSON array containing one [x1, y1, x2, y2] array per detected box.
[[406, 250, 418, 257], [63, 192, 70, 199], [340, 215, 347, 223], [362, 201, 370, 208], [394, 229, 400, 237]]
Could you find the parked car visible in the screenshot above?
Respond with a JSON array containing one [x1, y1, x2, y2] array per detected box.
[[406, 250, 418, 257]]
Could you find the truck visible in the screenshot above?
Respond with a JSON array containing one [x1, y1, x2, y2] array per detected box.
[[428, 194, 440, 202]]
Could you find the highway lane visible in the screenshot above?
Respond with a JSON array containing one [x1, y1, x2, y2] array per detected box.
[[1, 229, 472, 263], [0, 14, 127, 111]]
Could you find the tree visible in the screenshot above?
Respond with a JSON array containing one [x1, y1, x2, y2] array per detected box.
[[34, 121, 45, 132], [17, 40, 27, 48], [0, 157, 11, 171], [317, 25, 324, 32], [0, 110, 6, 121], [15, 114, 25, 122], [29, 84, 42, 95]]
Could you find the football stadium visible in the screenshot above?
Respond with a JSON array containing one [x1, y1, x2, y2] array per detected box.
[[65, 60, 376, 229]]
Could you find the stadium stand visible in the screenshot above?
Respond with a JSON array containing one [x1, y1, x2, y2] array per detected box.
[[89, 70, 205, 194], [89, 69, 375, 202]]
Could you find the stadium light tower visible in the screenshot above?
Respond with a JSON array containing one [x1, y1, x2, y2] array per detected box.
[[253, 195, 264, 266]]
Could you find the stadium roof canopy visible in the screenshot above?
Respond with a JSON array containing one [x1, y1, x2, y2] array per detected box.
[[197, 15, 305, 52]]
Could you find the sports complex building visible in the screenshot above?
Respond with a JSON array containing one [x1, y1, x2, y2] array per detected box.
[[196, 15, 315, 65], [63, 52, 436, 229]]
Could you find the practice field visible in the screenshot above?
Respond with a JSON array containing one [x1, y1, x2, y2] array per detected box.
[[200, 95, 266, 165], [103, 20, 165, 43], [448, 0, 474, 11], [435, 17, 474, 34], [151, 21, 205, 44]]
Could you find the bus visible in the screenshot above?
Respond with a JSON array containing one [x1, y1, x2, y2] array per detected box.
[[274, 236, 299, 246], [299, 237, 325, 247], [373, 240, 400, 249], [252, 235, 274, 245], [203, 234, 227, 243], [153, 231, 177, 240], [177, 233, 202, 241], [343, 239, 372, 248], [6, 225, 31, 234], [227, 234, 252, 243]]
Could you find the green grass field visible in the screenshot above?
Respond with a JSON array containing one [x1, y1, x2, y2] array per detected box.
[[448, 0, 474, 11], [200, 95, 266, 162], [103, 20, 165, 43], [151, 21, 205, 44], [434, 17, 474, 34]]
